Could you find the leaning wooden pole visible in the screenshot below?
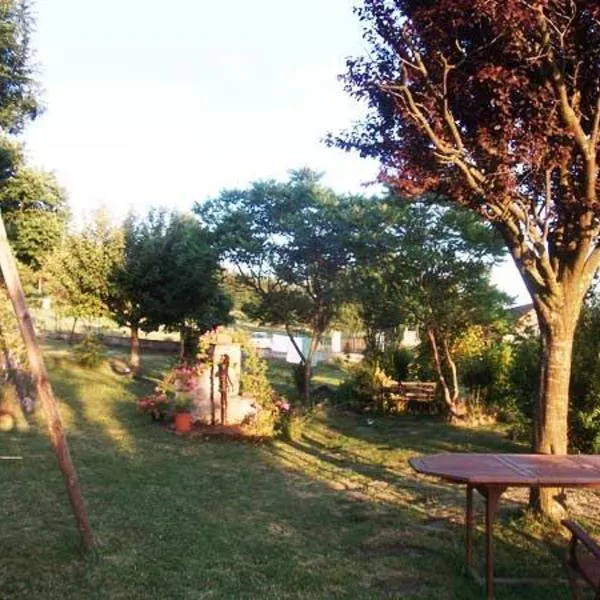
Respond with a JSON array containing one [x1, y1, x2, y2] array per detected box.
[[0, 214, 94, 550]]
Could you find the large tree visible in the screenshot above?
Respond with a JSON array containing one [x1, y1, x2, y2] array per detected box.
[[198, 169, 352, 403], [0, 0, 93, 547], [334, 0, 600, 519]]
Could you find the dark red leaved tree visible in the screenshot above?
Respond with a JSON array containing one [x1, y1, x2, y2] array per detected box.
[[334, 0, 600, 519]]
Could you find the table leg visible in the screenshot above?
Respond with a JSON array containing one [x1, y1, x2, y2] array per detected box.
[[480, 485, 506, 600], [466, 484, 473, 570]]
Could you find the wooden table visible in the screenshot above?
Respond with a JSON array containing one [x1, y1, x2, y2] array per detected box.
[[409, 453, 600, 599]]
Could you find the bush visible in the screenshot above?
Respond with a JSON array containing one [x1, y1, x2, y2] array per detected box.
[[334, 361, 393, 412], [381, 346, 414, 382], [72, 334, 106, 368]]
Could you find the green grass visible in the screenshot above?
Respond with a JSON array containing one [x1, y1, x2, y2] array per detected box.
[[0, 345, 582, 599]]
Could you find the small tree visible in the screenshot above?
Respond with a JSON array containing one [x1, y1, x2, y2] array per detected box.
[[198, 169, 352, 403], [334, 0, 600, 519], [45, 210, 123, 341], [347, 198, 509, 416], [107, 210, 168, 370], [150, 212, 232, 360]]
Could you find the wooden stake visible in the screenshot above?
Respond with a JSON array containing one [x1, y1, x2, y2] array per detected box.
[[0, 214, 94, 550]]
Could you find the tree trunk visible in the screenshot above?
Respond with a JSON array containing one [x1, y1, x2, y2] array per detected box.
[[179, 326, 185, 360], [0, 214, 93, 550], [529, 307, 578, 520], [181, 327, 200, 362], [427, 328, 463, 418], [69, 317, 78, 345], [129, 324, 140, 373], [442, 337, 460, 403]]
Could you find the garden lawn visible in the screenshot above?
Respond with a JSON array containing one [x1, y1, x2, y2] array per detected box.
[[0, 346, 591, 599]]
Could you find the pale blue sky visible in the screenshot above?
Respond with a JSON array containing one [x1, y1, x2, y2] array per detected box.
[[21, 0, 529, 303]]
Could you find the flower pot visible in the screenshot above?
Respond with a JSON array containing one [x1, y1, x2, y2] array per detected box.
[[174, 411, 193, 433]]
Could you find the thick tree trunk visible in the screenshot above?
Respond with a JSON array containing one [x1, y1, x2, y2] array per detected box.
[[129, 324, 140, 372], [529, 307, 578, 520], [0, 215, 93, 550]]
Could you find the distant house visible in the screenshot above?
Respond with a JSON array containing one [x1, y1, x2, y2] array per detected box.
[[509, 303, 539, 336]]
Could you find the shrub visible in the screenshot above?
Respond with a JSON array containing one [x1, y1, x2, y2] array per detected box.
[[381, 346, 414, 382], [72, 334, 106, 368], [334, 361, 393, 412]]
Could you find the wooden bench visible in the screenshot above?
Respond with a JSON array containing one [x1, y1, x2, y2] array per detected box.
[[562, 519, 600, 599], [384, 381, 437, 413]]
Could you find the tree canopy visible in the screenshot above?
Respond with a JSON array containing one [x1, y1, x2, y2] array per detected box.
[[108, 209, 232, 364], [45, 210, 124, 324], [198, 169, 354, 401]]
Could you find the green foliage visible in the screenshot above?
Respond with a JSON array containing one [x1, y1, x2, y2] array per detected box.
[[507, 337, 540, 422], [568, 294, 600, 452], [46, 209, 124, 320], [335, 362, 390, 410], [107, 209, 170, 334], [0, 165, 69, 270], [72, 334, 106, 368], [380, 346, 413, 382], [278, 404, 316, 441], [173, 393, 193, 413], [231, 330, 275, 410], [0, 0, 40, 135], [151, 212, 232, 338]]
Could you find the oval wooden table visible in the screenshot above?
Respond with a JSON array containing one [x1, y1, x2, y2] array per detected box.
[[409, 453, 600, 599]]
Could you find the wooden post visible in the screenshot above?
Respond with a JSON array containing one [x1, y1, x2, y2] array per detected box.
[[0, 214, 94, 550]]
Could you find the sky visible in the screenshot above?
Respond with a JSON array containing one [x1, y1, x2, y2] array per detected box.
[[21, 0, 530, 304]]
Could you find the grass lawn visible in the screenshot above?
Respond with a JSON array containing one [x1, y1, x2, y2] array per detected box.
[[0, 344, 593, 599]]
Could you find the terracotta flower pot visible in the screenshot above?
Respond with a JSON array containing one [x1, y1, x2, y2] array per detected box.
[[174, 411, 193, 433]]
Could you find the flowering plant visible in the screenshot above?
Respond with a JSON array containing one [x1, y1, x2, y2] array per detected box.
[[159, 362, 201, 395], [273, 395, 291, 414], [137, 393, 170, 421]]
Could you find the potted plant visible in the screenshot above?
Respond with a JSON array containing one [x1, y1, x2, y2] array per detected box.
[[173, 393, 194, 433]]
